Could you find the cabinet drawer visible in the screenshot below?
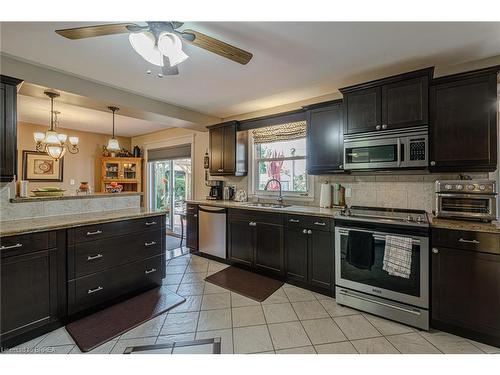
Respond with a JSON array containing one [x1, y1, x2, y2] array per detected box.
[[1, 231, 55, 257], [228, 208, 283, 225], [72, 230, 162, 278], [285, 215, 332, 231], [68, 254, 164, 315], [69, 215, 165, 244], [432, 228, 500, 255]]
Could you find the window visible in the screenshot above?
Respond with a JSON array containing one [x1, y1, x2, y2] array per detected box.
[[250, 121, 312, 198]]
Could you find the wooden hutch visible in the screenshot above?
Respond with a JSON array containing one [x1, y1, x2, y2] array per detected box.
[[101, 157, 142, 193]]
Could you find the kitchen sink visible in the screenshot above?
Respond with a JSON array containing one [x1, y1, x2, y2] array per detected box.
[[242, 202, 292, 209]]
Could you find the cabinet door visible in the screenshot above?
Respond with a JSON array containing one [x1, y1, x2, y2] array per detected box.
[[209, 126, 224, 174], [1, 83, 17, 182], [344, 87, 382, 134], [186, 212, 198, 250], [223, 125, 236, 173], [228, 219, 254, 267], [122, 161, 138, 180], [307, 103, 344, 174], [382, 76, 429, 129], [308, 230, 333, 290], [429, 74, 497, 171], [255, 222, 284, 276], [432, 247, 500, 343], [1, 250, 57, 339], [285, 228, 308, 283]]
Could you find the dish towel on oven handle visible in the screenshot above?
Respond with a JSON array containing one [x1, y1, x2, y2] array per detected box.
[[383, 235, 413, 279]]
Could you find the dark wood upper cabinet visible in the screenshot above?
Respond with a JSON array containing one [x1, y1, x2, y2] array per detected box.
[[305, 100, 345, 174], [429, 67, 498, 172], [208, 121, 247, 176], [431, 229, 500, 347], [340, 67, 433, 135], [1, 75, 23, 183]]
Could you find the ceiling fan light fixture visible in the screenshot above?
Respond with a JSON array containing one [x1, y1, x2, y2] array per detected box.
[[129, 31, 163, 66], [158, 32, 188, 66]]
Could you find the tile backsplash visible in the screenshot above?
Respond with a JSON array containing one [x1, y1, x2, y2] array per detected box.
[[220, 172, 490, 213]]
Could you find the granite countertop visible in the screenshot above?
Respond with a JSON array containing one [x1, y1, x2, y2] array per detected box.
[[185, 199, 343, 218], [10, 191, 143, 203], [0, 208, 167, 237], [429, 216, 500, 234]]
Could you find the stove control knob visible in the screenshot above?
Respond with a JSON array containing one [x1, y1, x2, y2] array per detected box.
[[416, 215, 424, 223], [455, 184, 463, 190], [406, 215, 413, 222], [467, 184, 475, 191], [444, 184, 453, 190], [479, 185, 486, 191]]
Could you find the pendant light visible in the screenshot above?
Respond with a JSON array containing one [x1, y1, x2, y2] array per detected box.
[[106, 106, 121, 152], [33, 90, 79, 160]]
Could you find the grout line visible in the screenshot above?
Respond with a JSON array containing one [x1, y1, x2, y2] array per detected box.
[[414, 331, 446, 354]]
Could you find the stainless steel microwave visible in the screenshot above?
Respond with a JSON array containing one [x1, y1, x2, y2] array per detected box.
[[343, 126, 428, 170]]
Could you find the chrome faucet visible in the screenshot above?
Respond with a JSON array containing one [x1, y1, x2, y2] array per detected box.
[[264, 178, 283, 204]]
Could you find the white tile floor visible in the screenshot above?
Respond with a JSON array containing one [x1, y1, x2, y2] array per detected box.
[[5, 253, 500, 354]]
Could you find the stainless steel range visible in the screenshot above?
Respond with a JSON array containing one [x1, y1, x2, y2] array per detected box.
[[334, 206, 430, 330]]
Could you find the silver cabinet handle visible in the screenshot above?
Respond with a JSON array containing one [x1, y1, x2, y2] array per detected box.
[[0, 243, 23, 250], [87, 286, 103, 294], [314, 222, 326, 226], [376, 125, 381, 130], [86, 230, 102, 236], [145, 268, 157, 274], [249, 222, 257, 227], [338, 164, 343, 169], [307, 230, 312, 235], [289, 219, 300, 223], [382, 124, 387, 129], [302, 229, 308, 234], [145, 241, 157, 247], [430, 161, 436, 166], [432, 248, 439, 254], [145, 221, 157, 226], [194, 214, 198, 218], [87, 254, 103, 261], [218, 168, 224, 172], [459, 238, 480, 244]]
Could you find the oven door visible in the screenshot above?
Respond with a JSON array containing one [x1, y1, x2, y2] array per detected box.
[[436, 193, 496, 220], [343, 137, 402, 170], [335, 226, 429, 308]]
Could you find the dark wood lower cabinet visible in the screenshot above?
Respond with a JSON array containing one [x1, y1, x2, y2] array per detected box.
[[285, 228, 309, 283], [228, 218, 255, 267], [254, 222, 284, 276], [186, 212, 198, 250], [431, 228, 500, 347], [309, 230, 333, 290]]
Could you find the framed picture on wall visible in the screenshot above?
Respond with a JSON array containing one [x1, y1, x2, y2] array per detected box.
[[22, 151, 64, 182]]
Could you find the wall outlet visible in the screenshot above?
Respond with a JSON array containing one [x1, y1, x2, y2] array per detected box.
[[70, 179, 75, 186], [345, 187, 352, 198]]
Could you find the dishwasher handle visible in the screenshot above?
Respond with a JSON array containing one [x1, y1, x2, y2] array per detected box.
[[198, 205, 227, 214]]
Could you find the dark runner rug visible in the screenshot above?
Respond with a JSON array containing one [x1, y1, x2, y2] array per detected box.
[[66, 286, 185, 352], [205, 266, 284, 302]]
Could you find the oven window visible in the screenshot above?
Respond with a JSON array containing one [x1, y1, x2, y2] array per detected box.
[[340, 234, 420, 297], [441, 197, 490, 214], [345, 145, 397, 164]]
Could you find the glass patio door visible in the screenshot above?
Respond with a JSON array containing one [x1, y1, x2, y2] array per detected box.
[[149, 158, 191, 233]]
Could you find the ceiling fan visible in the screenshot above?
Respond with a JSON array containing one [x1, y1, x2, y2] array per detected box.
[[55, 22, 253, 76]]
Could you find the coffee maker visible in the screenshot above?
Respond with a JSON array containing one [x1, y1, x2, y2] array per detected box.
[[206, 180, 223, 200]]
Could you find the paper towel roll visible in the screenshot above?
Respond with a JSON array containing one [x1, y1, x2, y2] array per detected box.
[[319, 182, 332, 208]]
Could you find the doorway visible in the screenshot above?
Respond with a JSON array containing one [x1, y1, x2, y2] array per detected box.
[[148, 157, 192, 235]]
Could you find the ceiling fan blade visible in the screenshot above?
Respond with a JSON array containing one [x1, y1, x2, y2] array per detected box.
[[180, 29, 252, 65], [55, 23, 139, 40], [161, 56, 179, 76]]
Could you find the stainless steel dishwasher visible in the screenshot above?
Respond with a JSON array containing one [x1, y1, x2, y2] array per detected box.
[[198, 205, 227, 259]]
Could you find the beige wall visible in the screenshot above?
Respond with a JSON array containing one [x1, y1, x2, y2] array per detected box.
[[17, 122, 131, 193]]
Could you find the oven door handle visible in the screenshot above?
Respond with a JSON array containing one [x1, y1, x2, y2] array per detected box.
[[396, 138, 402, 167], [337, 229, 421, 245], [338, 289, 422, 316]]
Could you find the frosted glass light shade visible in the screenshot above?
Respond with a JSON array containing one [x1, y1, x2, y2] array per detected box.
[[46, 145, 65, 160], [33, 132, 45, 142], [69, 136, 79, 146], [158, 32, 188, 66], [44, 130, 61, 145], [57, 133, 68, 143], [106, 138, 120, 152], [129, 31, 163, 66]]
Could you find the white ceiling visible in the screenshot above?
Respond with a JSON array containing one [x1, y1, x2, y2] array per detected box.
[[18, 95, 172, 137], [2, 22, 500, 119]]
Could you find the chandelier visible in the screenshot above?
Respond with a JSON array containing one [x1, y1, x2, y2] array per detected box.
[[106, 106, 121, 152], [33, 90, 79, 160]]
